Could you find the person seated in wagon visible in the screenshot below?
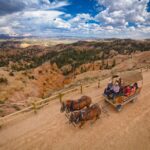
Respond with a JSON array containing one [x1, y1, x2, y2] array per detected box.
[[104, 80, 121, 99], [123, 82, 138, 96], [104, 80, 113, 97], [111, 81, 120, 99]]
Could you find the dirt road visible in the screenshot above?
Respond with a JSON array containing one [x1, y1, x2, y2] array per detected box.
[[0, 71, 150, 150]]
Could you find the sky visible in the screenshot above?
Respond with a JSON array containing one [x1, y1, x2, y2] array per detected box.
[[0, 0, 150, 39]]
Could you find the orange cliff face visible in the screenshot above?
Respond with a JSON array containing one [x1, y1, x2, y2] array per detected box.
[[32, 62, 67, 98], [0, 62, 73, 116]]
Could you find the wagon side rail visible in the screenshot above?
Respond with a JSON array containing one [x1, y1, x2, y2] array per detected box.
[[103, 91, 141, 111]]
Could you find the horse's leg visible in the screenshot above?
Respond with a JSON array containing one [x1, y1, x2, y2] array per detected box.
[[91, 116, 98, 126], [66, 107, 70, 113], [96, 114, 100, 119], [79, 121, 84, 128]]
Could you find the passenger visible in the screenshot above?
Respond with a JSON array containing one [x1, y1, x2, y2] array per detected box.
[[119, 85, 124, 96], [117, 78, 122, 87], [133, 82, 138, 90], [131, 85, 136, 94], [113, 81, 120, 93], [118, 78, 124, 95], [104, 81, 113, 97], [111, 81, 120, 99], [124, 85, 131, 96]]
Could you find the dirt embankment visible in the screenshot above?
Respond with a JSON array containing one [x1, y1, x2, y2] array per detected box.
[[0, 71, 150, 150], [0, 62, 70, 116]]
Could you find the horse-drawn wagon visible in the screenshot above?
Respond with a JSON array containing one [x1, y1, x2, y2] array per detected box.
[[103, 71, 143, 111]]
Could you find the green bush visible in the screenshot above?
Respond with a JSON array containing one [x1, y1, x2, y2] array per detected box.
[[12, 104, 21, 111], [0, 77, 8, 84], [112, 59, 116, 67], [9, 72, 14, 76], [28, 75, 35, 80], [0, 109, 4, 117], [0, 99, 5, 104]]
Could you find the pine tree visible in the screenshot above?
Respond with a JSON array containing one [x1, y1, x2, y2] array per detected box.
[[112, 59, 116, 67]]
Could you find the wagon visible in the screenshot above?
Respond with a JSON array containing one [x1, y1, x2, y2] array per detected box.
[[103, 71, 143, 111]]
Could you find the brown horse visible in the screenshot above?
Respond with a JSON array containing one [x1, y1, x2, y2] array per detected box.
[[60, 95, 92, 113], [69, 103, 101, 128]]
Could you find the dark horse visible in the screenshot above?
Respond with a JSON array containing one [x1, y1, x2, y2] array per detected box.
[[69, 103, 101, 128], [60, 95, 92, 113]]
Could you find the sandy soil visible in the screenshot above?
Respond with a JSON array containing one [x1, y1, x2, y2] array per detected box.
[[0, 71, 150, 150]]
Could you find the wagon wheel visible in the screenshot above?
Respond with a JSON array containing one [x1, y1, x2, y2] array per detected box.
[[116, 105, 123, 112]]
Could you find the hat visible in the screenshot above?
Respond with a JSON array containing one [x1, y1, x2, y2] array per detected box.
[[115, 81, 119, 85], [108, 80, 112, 84]]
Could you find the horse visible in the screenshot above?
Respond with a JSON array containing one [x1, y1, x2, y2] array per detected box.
[[60, 95, 92, 113], [69, 103, 101, 128]]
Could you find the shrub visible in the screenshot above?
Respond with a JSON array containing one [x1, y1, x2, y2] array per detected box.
[[9, 72, 14, 76], [0, 99, 5, 104], [28, 75, 35, 80], [0, 109, 4, 117], [0, 77, 8, 84], [22, 71, 27, 76], [12, 104, 21, 111], [112, 59, 116, 67], [38, 70, 42, 74]]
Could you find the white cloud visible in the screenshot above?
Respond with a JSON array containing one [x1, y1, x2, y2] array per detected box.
[[0, 0, 70, 36], [49, 1, 69, 9], [0, 26, 17, 36], [96, 0, 150, 26], [0, 10, 65, 35], [22, 10, 63, 21], [63, 14, 72, 18], [69, 14, 93, 24], [0, 0, 69, 15], [53, 18, 71, 29]]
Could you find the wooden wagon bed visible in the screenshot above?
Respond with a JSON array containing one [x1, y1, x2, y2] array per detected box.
[[103, 92, 140, 111]]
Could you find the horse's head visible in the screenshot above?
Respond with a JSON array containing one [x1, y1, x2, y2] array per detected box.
[[60, 102, 65, 113], [69, 112, 80, 124], [69, 113, 76, 123]]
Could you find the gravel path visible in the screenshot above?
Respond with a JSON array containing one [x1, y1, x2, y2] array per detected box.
[[0, 71, 150, 150]]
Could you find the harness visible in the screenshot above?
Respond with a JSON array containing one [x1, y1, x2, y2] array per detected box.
[[79, 110, 84, 121], [70, 101, 74, 111], [78, 100, 80, 110], [70, 99, 81, 111]]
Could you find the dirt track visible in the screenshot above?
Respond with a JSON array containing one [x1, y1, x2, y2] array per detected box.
[[0, 71, 150, 150]]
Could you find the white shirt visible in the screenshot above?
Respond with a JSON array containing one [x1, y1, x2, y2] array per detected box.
[[112, 85, 120, 93]]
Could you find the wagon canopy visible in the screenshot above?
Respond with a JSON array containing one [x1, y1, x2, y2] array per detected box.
[[115, 71, 143, 86]]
